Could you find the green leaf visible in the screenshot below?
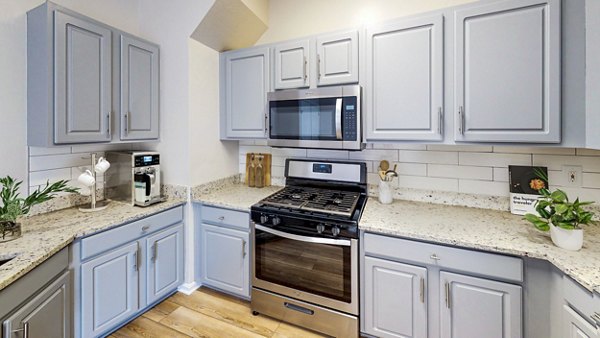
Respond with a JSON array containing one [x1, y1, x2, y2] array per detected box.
[[551, 190, 568, 203], [524, 214, 550, 231], [554, 204, 568, 214]]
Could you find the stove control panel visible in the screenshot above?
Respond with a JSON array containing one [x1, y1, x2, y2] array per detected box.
[[252, 212, 358, 239]]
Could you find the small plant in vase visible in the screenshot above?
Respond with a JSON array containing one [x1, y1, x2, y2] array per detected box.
[[0, 176, 78, 242], [524, 186, 595, 251]]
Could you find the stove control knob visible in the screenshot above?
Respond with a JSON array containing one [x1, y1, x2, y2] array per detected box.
[[272, 216, 281, 226], [260, 214, 268, 224], [331, 226, 341, 237], [316, 224, 326, 234]]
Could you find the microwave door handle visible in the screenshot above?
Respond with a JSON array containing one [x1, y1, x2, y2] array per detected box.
[[255, 224, 351, 247], [335, 98, 343, 140]]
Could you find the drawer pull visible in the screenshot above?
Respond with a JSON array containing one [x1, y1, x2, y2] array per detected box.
[[445, 282, 451, 308], [218, 216, 225, 221], [141, 225, 151, 232], [430, 253, 441, 261], [419, 277, 425, 303], [284, 302, 314, 315], [242, 239, 247, 258], [592, 312, 600, 325], [12, 322, 30, 337]]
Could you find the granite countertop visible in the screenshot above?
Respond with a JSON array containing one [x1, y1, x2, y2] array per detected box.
[[192, 184, 282, 212], [361, 199, 600, 294], [0, 198, 185, 292]]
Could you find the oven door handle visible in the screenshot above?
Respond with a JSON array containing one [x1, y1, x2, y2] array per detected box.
[[335, 98, 343, 140], [255, 224, 351, 247]]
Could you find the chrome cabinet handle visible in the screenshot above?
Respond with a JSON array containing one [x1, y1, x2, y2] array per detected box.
[[264, 113, 268, 135], [106, 112, 111, 136], [152, 242, 158, 262], [303, 57, 308, 83], [133, 244, 141, 271], [317, 54, 321, 80], [335, 98, 342, 140], [12, 322, 30, 337], [438, 107, 443, 135], [592, 312, 600, 325], [430, 253, 441, 261], [420, 277, 425, 303], [124, 112, 130, 134], [445, 282, 451, 308], [218, 216, 225, 221], [242, 239, 247, 258], [458, 106, 465, 135], [141, 225, 151, 232]]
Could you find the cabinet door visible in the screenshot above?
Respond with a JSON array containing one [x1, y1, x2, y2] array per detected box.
[[364, 257, 427, 338], [365, 14, 444, 141], [274, 40, 310, 89], [454, 0, 560, 143], [146, 224, 184, 305], [316, 30, 359, 86], [54, 10, 112, 144], [3, 271, 70, 338], [563, 305, 599, 338], [223, 47, 270, 138], [200, 223, 249, 297], [81, 242, 139, 338], [440, 271, 522, 338], [119, 35, 160, 141]]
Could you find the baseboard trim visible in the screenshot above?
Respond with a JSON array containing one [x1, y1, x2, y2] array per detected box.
[[177, 281, 201, 295]]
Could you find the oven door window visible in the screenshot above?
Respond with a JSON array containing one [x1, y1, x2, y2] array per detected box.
[[254, 229, 351, 303], [269, 98, 338, 140]]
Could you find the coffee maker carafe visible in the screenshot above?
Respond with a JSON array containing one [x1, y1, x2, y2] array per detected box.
[[105, 151, 164, 207]]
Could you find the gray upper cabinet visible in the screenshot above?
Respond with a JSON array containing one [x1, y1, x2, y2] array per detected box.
[[440, 271, 522, 338], [81, 242, 139, 338], [119, 34, 160, 141], [365, 14, 444, 141], [454, 0, 561, 143], [222, 47, 270, 139], [364, 257, 427, 338], [146, 224, 184, 305], [316, 30, 359, 86], [274, 40, 310, 89], [27, 2, 160, 146], [3, 271, 70, 338]]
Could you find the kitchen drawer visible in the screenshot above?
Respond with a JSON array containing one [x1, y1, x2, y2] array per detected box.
[[364, 232, 523, 283], [201, 205, 249, 230], [80, 206, 183, 260], [564, 276, 600, 326]]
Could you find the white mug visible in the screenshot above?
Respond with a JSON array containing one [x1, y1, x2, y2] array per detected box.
[[95, 157, 110, 174], [77, 170, 96, 187]]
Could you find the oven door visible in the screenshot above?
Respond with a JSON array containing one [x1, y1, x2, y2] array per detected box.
[[252, 223, 358, 315]]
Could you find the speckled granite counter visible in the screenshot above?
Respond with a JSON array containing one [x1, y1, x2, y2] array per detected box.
[[361, 199, 600, 294], [0, 199, 185, 292], [192, 184, 282, 211]]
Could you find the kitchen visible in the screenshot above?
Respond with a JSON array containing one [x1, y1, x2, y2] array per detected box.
[[0, 0, 599, 337]]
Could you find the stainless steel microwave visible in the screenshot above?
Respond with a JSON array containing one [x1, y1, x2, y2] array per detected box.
[[267, 85, 363, 150]]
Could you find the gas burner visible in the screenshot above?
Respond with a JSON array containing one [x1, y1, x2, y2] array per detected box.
[[261, 186, 361, 218]]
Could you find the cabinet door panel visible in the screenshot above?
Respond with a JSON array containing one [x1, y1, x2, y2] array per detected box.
[[366, 14, 443, 141], [274, 40, 310, 89], [317, 31, 359, 86], [455, 0, 560, 142], [146, 224, 184, 305], [364, 257, 427, 338], [54, 10, 112, 144], [82, 242, 139, 337], [563, 305, 599, 338], [200, 223, 249, 297], [224, 48, 269, 138], [440, 271, 522, 338], [120, 35, 160, 140], [3, 271, 70, 338]]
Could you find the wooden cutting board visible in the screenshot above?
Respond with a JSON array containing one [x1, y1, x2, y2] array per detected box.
[[245, 153, 271, 187]]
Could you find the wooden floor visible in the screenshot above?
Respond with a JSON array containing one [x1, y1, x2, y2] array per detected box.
[[109, 287, 328, 338]]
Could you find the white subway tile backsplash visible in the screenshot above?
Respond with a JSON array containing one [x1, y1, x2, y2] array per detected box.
[[29, 153, 91, 171], [459, 179, 509, 197], [71, 143, 132, 154], [427, 145, 493, 152], [582, 173, 600, 189], [428, 164, 492, 180], [399, 150, 458, 165], [493, 146, 576, 155], [576, 148, 600, 156], [271, 147, 307, 158], [306, 149, 349, 159], [398, 176, 459, 192], [459, 152, 531, 167], [29, 146, 71, 156], [29, 168, 71, 187], [392, 162, 427, 176], [349, 149, 399, 161], [371, 143, 427, 150], [493, 167, 509, 182], [533, 155, 600, 173]]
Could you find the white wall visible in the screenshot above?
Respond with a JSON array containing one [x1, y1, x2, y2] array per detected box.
[[257, 0, 476, 44]]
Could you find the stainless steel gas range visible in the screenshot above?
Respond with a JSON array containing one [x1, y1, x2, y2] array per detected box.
[[250, 159, 368, 338]]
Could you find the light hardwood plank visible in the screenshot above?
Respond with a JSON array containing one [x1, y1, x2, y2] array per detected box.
[[160, 306, 267, 338], [273, 322, 329, 338], [111, 316, 191, 338], [143, 300, 181, 322]]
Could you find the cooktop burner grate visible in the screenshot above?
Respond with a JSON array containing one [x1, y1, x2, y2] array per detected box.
[[261, 186, 361, 217]]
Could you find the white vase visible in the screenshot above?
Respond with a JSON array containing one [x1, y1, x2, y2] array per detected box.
[[378, 180, 393, 204], [549, 224, 583, 251]]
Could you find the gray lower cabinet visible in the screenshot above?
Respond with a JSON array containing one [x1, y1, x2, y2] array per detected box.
[[221, 47, 270, 139], [1, 248, 70, 338], [439, 271, 522, 338], [146, 224, 184, 305], [364, 257, 427, 338], [74, 206, 184, 337], [200, 223, 249, 297], [118, 34, 160, 141], [316, 30, 359, 86], [81, 242, 139, 337], [274, 39, 310, 89], [365, 14, 444, 141], [563, 305, 599, 338], [454, 0, 561, 143]]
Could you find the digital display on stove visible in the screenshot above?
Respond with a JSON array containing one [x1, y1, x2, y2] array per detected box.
[[313, 163, 332, 174]]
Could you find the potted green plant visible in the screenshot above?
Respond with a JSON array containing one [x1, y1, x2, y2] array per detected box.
[[0, 176, 78, 242], [524, 186, 595, 251]]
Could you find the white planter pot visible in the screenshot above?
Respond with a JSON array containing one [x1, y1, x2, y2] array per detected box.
[[549, 224, 583, 251]]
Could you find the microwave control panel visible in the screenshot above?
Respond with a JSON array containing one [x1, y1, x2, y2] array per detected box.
[[342, 97, 358, 141]]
